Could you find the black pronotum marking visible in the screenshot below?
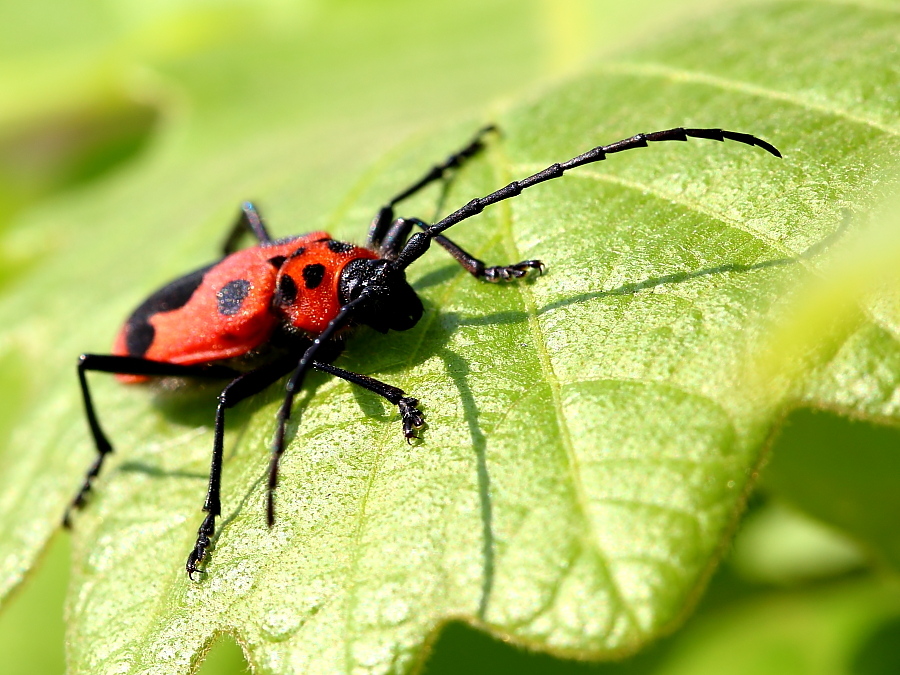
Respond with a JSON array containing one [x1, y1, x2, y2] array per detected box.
[[216, 279, 251, 316], [267, 255, 287, 269], [275, 274, 298, 306], [124, 264, 213, 356], [302, 263, 326, 289], [326, 240, 354, 254]]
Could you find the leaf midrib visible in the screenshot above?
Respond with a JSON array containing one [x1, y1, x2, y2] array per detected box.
[[491, 138, 645, 639]]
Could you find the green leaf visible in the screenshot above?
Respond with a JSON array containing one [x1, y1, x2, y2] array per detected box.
[[0, 1, 898, 674]]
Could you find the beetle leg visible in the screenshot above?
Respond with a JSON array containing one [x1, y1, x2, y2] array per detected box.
[[67, 354, 238, 528], [265, 296, 369, 529], [367, 125, 497, 250], [221, 201, 275, 255], [382, 217, 545, 282], [312, 361, 425, 442], [186, 358, 296, 580]]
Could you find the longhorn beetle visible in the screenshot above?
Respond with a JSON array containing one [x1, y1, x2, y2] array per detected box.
[[66, 125, 781, 579]]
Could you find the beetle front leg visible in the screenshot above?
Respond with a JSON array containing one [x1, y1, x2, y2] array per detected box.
[[313, 361, 425, 442], [380, 217, 545, 282], [366, 125, 497, 250]]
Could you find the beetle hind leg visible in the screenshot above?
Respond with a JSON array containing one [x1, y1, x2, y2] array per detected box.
[[66, 354, 238, 528]]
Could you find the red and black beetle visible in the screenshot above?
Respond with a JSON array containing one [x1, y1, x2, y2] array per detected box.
[[65, 125, 781, 578]]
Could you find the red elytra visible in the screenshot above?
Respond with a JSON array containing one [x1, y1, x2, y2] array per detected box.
[[112, 233, 378, 381]]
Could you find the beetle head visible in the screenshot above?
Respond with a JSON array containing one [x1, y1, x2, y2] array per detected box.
[[338, 258, 422, 333]]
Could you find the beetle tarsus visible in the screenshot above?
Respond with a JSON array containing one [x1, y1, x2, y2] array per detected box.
[[398, 396, 426, 442], [186, 512, 216, 580], [483, 259, 545, 282]]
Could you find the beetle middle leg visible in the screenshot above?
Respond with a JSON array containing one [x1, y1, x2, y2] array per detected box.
[[187, 353, 420, 578], [221, 201, 275, 255]]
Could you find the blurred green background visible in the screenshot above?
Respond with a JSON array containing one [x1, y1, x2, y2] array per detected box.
[[1, 0, 898, 673]]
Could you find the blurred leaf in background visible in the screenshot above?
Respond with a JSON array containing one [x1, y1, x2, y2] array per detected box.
[[0, 0, 898, 674]]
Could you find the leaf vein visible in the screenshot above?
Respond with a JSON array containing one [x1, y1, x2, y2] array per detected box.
[[513, 164, 801, 263], [602, 60, 899, 136]]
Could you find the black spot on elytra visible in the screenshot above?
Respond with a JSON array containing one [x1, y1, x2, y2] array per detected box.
[[302, 263, 326, 289], [326, 240, 354, 254], [124, 263, 214, 356], [126, 322, 155, 359], [276, 274, 298, 306], [217, 279, 251, 316]]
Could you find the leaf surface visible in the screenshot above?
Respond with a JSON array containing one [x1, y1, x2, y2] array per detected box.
[[0, 2, 898, 674]]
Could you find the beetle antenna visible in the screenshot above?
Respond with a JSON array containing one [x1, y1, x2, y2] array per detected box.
[[394, 127, 781, 271], [266, 292, 372, 526]]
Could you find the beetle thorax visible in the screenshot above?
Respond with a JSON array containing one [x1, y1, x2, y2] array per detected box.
[[270, 238, 378, 333]]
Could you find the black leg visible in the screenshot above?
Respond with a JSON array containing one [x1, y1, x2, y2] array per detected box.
[[66, 355, 239, 528], [377, 217, 415, 258], [367, 125, 497, 250], [312, 361, 425, 441], [265, 296, 369, 527], [394, 127, 782, 270], [222, 201, 274, 256], [186, 358, 297, 580], [381, 217, 544, 282], [191, 353, 425, 577]]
